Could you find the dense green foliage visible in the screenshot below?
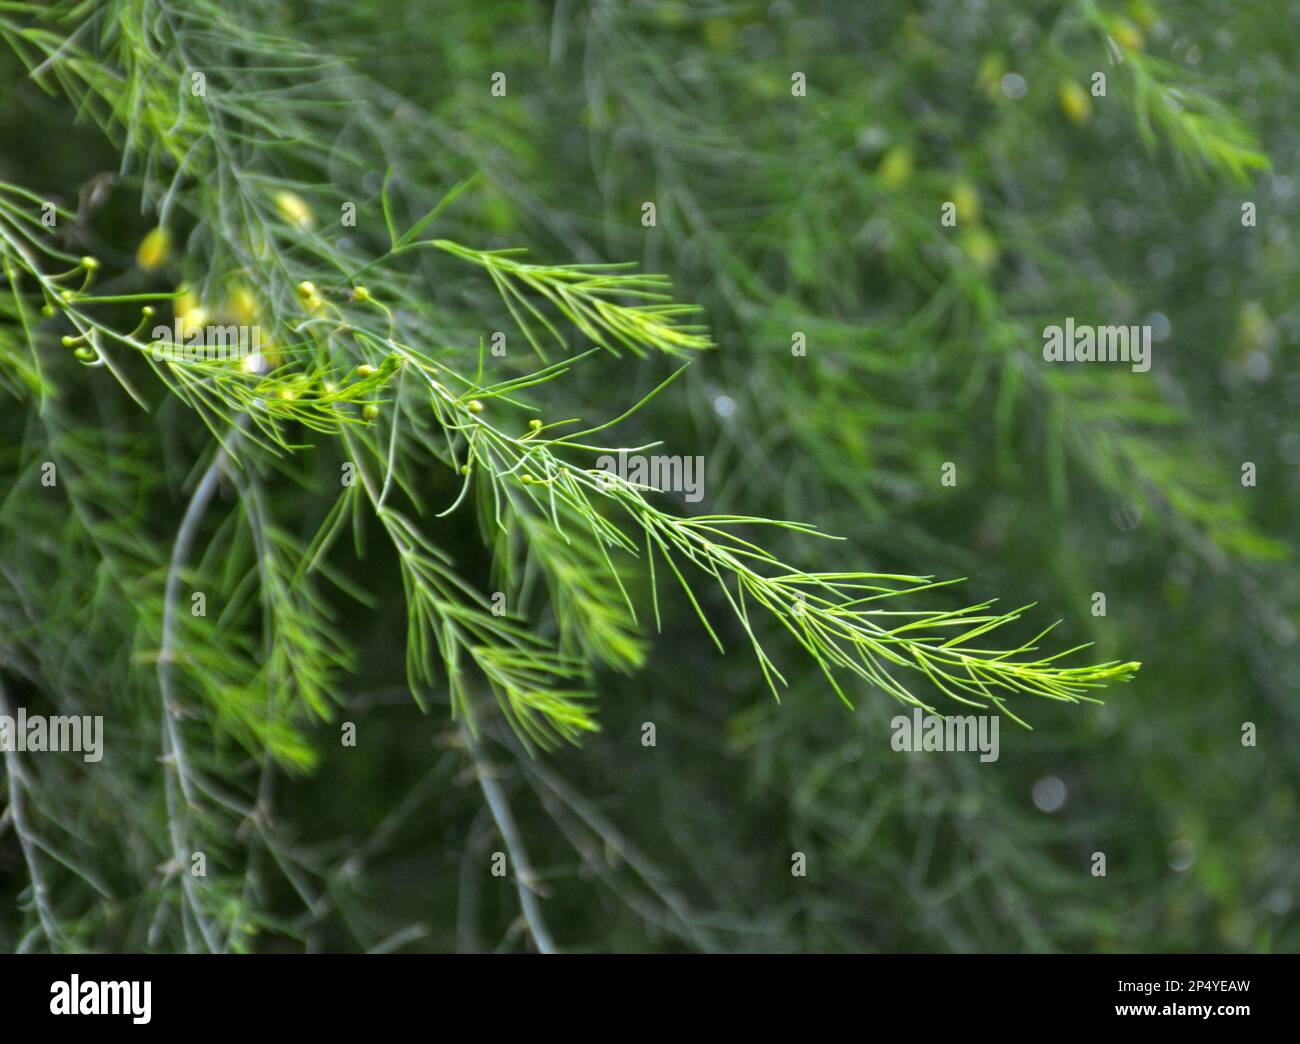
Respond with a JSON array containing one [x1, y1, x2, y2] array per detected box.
[[0, 0, 1295, 953]]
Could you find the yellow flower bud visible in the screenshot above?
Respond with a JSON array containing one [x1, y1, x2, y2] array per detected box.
[[175, 286, 198, 317], [960, 228, 1000, 271], [136, 228, 171, 271], [951, 183, 980, 224], [467, 399, 484, 414], [355, 364, 376, 377], [275, 190, 315, 231], [877, 146, 913, 188], [976, 54, 1007, 100], [179, 307, 209, 339], [1059, 80, 1092, 125], [1113, 19, 1144, 51], [227, 284, 258, 323], [1129, 2, 1160, 31]]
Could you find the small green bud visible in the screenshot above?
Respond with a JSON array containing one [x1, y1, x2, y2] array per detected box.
[[80, 256, 99, 271], [74, 347, 95, 360], [363, 404, 380, 421], [40, 304, 55, 317], [351, 286, 370, 302], [468, 399, 484, 414], [296, 280, 318, 300], [141, 305, 155, 317], [355, 364, 376, 377], [60, 335, 78, 347], [529, 418, 542, 430]]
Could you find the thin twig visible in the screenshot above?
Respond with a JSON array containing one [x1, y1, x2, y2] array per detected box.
[[459, 721, 557, 954], [516, 741, 718, 951], [157, 443, 232, 953], [0, 678, 62, 950]]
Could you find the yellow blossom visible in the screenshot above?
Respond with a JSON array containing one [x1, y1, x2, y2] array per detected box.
[[1059, 80, 1092, 125], [274, 190, 315, 231], [136, 228, 171, 270], [877, 146, 913, 188]]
